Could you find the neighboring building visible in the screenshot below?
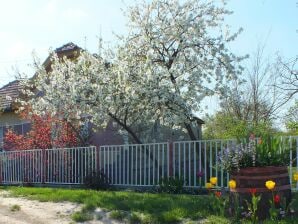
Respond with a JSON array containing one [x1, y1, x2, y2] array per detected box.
[[0, 42, 204, 149], [0, 80, 31, 149], [0, 42, 124, 149]]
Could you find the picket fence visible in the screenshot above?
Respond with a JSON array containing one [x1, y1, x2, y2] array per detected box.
[[0, 137, 297, 190]]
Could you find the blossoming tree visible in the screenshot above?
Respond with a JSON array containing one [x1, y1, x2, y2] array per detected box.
[[20, 0, 245, 143]]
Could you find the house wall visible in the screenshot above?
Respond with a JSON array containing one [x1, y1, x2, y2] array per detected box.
[[0, 111, 22, 126], [0, 111, 31, 149], [89, 121, 124, 147]]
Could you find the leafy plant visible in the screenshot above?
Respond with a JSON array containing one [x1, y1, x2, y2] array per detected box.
[[219, 135, 292, 172], [83, 170, 111, 190], [245, 189, 261, 224], [159, 176, 184, 194], [255, 135, 291, 167]]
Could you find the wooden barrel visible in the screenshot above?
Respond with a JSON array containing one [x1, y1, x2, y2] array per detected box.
[[230, 166, 291, 220]]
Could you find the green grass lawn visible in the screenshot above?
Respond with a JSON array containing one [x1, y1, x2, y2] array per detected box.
[[1, 187, 298, 223]]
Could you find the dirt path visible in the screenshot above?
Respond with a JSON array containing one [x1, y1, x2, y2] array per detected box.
[[0, 194, 81, 224], [0, 192, 125, 224]]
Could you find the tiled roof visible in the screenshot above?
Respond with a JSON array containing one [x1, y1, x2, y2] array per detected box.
[[0, 80, 22, 111], [55, 42, 80, 53], [0, 42, 81, 111]]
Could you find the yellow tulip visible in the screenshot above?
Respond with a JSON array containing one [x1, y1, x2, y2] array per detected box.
[[229, 180, 237, 189], [205, 182, 213, 189], [294, 172, 298, 182], [210, 177, 217, 185], [265, 180, 276, 190]]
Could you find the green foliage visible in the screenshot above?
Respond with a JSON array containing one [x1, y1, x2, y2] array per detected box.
[[71, 211, 93, 222], [109, 210, 126, 220], [203, 113, 275, 140], [245, 194, 261, 224], [255, 135, 291, 167], [129, 212, 142, 224], [284, 101, 298, 135], [83, 170, 111, 190], [219, 135, 292, 172], [159, 176, 184, 194]]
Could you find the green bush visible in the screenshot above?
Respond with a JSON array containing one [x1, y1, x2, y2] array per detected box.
[[83, 170, 111, 190], [159, 176, 184, 194]]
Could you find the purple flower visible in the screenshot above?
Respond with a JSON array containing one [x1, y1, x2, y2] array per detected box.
[[197, 171, 204, 178]]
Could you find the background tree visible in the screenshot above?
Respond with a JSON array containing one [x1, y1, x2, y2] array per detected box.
[[204, 45, 283, 139], [275, 56, 298, 102], [21, 0, 244, 143], [284, 101, 298, 135]]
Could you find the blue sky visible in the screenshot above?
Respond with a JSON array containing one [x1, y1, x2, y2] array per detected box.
[[0, 0, 297, 113]]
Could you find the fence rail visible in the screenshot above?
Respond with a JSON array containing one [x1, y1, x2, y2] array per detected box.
[[0, 137, 297, 190]]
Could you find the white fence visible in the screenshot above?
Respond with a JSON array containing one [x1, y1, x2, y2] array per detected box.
[[0, 147, 97, 184], [0, 137, 297, 190]]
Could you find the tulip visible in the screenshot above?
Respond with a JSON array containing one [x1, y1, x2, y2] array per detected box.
[[214, 191, 221, 198], [210, 177, 217, 185], [294, 172, 298, 182], [228, 180, 236, 189], [265, 180, 276, 190], [274, 194, 280, 204], [205, 182, 213, 189], [249, 188, 257, 196]]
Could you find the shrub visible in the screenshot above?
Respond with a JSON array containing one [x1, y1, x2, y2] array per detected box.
[[83, 170, 111, 190], [71, 211, 93, 222], [159, 176, 184, 194]]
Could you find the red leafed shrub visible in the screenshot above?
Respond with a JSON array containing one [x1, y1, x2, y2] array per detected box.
[[4, 110, 79, 151]]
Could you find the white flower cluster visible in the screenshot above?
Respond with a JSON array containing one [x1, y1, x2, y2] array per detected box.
[[19, 0, 244, 142]]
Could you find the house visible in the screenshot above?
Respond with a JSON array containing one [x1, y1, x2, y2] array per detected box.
[[0, 42, 204, 150], [0, 80, 31, 149]]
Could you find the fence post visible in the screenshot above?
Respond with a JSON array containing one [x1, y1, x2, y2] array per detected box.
[[169, 141, 173, 177], [96, 146, 100, 172], [0, 151, 2, 184]]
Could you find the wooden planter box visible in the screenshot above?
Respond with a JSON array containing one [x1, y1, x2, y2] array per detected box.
[[230, 166, 291, 220]]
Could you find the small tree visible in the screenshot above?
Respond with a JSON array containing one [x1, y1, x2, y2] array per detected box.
[[4, 109, 78, 150]]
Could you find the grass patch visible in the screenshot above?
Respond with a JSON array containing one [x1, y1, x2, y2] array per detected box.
[[5, 187, 210, 223], [109, 210, 126, 220], [2, 187, 298, 223], [129, 212, 142, 224], [10, 204, 21, 212], [71, 211, 93, 222]]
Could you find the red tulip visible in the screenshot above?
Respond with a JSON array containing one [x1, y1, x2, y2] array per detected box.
[[274, 195, 280, 204], [249, 188, 257, 196], [214, 191, 221, 198]]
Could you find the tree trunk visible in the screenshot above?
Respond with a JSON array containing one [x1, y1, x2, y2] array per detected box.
[[108, 112, 162, 177]]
